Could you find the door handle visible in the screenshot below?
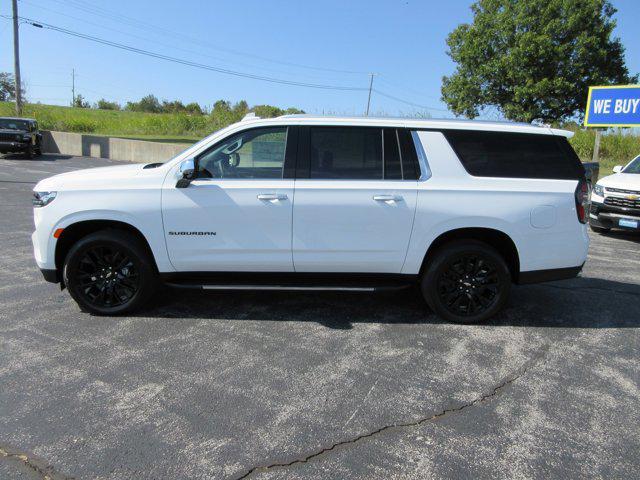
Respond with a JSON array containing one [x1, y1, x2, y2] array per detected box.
[[373, 194, 402, 202], [257, 193, 288, 201]]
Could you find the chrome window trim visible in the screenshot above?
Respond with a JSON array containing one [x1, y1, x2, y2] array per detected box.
[[411, 130, 432, 181]]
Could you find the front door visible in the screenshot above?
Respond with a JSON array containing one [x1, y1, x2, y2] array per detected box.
[[292, 127, 418, 273], [162, 126, 295, 272]]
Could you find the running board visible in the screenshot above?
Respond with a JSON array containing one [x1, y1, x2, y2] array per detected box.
[[160, 272, 418, 293], [164, 283, 410, 292]]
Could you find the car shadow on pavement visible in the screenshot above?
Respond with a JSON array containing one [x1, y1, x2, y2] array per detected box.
[[594, 230, 640, 243], [139, 276, 640, 330], [1, 153, 74, 161]]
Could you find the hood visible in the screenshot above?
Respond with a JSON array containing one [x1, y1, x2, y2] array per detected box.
[[34, 163, 147, 191], [598, 172, 640, 191]]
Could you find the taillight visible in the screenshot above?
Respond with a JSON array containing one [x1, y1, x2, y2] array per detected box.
[[575, 179, 588, 224]]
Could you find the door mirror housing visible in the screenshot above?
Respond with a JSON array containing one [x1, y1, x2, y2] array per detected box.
[[612, 165, 623, 174], [176, 159, 196, 188]]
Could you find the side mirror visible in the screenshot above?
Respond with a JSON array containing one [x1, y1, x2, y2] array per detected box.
[[176, 159, 195, 188], [612, 165, 623, 174]]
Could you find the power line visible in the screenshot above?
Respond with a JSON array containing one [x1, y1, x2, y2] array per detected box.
[[372, 89, 449, 112], [17, 16, 368, 92], [18, 0, 350, 82], [28, 0, 368, 76]]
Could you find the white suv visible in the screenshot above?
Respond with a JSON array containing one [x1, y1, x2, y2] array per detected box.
[[32, 116, 590, 323], [589, 155, 640, 233]]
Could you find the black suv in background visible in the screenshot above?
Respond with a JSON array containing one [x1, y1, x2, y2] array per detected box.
[[0, 117, 42, 158]]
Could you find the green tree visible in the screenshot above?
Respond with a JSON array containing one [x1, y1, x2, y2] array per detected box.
[[96, 98, 121, 110], [0, 72, 25, 102], [72, 94, 90, 108], [126, 94, 162, 113], [184, 102, 203, 115], [441, 0, 637, 123]]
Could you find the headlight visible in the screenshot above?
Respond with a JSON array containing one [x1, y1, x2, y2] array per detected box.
[[22, 134, 31, 141], [32, 191, 57, 207], [593, 183, 605, 197]]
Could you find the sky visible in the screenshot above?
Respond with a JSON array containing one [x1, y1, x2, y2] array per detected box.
[[1, 0, 639, 118]]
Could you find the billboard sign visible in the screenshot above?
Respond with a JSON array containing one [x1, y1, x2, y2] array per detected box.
[[584, 85, 640, 127]]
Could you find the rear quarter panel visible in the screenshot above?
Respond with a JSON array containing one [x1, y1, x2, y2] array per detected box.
[[402, 131, 589, 275]]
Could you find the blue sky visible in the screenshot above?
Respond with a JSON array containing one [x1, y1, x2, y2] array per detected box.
[[1, 0, 639, 118]]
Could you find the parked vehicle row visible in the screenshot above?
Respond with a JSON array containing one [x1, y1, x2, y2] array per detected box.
[[31, 115, 589, 323]]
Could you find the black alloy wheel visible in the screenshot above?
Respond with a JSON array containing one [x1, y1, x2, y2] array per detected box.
[[74, 245, 140, 308], [422, 240, 511, 323], [436, 253, 499, 317], [64, 230, 158, 315]]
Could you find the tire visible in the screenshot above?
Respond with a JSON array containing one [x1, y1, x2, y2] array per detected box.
[[63, 229, 159, 315], [421, 240, 511, 324], [35, 144, 42, 156], [589, 224, 610, 234], [24, 144, 33, 159]]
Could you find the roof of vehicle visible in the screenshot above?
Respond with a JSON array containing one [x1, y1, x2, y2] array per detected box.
[[240, 114, 573, 138], [0, 117, 36, 122]]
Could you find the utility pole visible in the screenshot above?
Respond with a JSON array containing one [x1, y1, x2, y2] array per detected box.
[[592, 129, 601, 164], [12, 0, 23, 116], [365, 73, 375, 116], [72, 68, 76, 106]]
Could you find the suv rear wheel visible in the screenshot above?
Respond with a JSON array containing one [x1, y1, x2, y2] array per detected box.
[[421, 240, 511, 324], [63, 230, 158, 315]]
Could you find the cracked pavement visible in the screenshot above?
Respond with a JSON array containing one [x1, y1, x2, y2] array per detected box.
[[0, 155, 639, 479]]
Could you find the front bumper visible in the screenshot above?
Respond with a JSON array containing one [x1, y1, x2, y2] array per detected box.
[[0, 141, 30, 153], [589, 201, 640, 230]]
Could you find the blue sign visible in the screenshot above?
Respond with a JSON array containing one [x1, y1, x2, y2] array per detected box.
[[584, 85, 640, 127]]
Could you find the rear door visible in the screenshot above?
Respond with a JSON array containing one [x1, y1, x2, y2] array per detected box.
[[292, 126, 419, 273], [162, 126, 296, 272]]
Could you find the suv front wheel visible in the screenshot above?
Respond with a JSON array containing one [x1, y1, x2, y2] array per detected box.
[[63, 230, 158, 315], [421, 240, 511, 324]]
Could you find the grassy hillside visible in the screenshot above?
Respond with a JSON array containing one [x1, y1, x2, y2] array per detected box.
[[0, 102, 206, 141], [567, 127, 640, 177]]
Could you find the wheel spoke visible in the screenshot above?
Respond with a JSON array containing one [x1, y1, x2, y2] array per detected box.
[[438, 253, 502, 317], [74, 244, 140, 309]]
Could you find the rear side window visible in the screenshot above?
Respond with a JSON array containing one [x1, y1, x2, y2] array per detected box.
[[383, 128, 402, 179], [309, 127, 382, 179], [443, 130, 585, 180], [301, 126, 420, 180]]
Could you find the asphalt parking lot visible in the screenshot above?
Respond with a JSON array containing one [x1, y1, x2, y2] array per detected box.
[[0, 154, 638, 480]]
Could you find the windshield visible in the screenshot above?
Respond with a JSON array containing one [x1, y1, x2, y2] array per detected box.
[[0, 119, 29, 130], [623, 155, 640, 174]]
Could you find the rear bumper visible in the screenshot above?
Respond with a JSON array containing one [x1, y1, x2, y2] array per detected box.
[[518, 265, 583, 285], [0, 141, 29, 152]]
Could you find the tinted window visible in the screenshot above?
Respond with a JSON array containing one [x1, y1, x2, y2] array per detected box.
[[197, 127, 287, 179], [623, 155, 640, 174], [309, 127, 382, 179], [398, 129, 420, 180], [383, 129, 402, 179], [444, 130, 585, 180]]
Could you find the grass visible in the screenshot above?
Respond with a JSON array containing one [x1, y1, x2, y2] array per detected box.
[[0, 101, 215, 138], [567, 127, 640, 179]]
